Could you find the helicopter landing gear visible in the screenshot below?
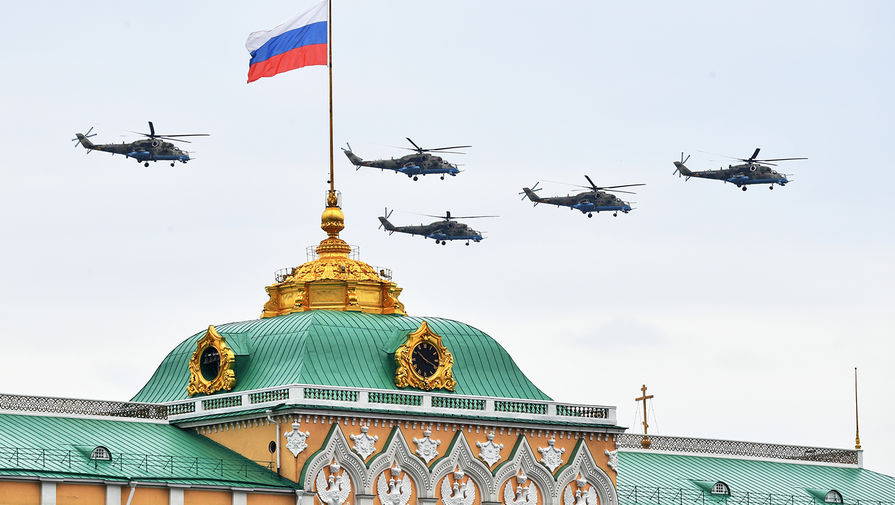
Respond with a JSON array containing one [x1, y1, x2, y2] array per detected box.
[[441, 241, 446, 246], [587, 213, 593, 218], [170, 162, 175, 167], [413, 176, 418, 181], [465, 241, 470, 246], [769, 185, 774, 190], [741, 186, 747, 191], [440, 175, 445, 180], [613, 212, 618, 217], [144, 162, 149, 167]]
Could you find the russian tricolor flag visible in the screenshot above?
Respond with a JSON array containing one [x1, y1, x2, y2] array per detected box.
[[246, 1, 328, 83]]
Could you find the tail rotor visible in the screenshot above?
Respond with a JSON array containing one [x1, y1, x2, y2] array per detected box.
[[674, 152, 690, 177], [72, 126, 97, 148], [379, 207, 395, 234], [519, 181, 541, 201]]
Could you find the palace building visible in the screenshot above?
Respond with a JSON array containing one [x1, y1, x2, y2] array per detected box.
[[1, 193, 893, 505]]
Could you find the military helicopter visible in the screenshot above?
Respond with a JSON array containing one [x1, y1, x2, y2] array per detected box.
[[520, 175, 644, 217], [377, 209, 495, 245], [343, 138, 470, 180], [72, 122, 209, 167], [673, 148, 806, 191]]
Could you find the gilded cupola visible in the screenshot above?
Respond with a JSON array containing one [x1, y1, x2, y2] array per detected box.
[[261, 190, 405, 317]]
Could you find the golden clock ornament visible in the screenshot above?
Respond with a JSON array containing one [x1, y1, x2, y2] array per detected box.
[[394, 321, 456, 391], [187, 325, 236, 395]]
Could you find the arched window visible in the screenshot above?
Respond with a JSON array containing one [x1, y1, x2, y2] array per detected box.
[[90, 446, 111, 461], [825, 490, 843, 503], [711, 482, 730, 496]]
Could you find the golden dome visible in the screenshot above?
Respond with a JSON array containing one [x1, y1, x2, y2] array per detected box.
[[261, 192, 405, 317]]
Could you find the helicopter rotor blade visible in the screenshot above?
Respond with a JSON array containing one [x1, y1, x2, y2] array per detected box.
[[406, 137, 423, 152], [748, 148, 760, 162], [599, 183, 646, 190], [754, 157, 808, 162], [602, 188, 638, 195], [148, 121, 155, 138], [584, 175, 598, 191], [157, 136, 192, 144], [425, 145, 472, 152], [155, 133, 210, 137]]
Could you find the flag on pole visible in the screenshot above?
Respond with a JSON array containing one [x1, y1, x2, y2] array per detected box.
[[246, 0, 328, 83]]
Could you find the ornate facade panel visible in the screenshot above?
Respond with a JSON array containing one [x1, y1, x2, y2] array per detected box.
[[430, 431, 495, 502], [492, 436, 555, 501], [365, 427, 431, 496], [301, 423, 366, 501], [554, 440, 618, 505], [501, 470, 541, 505], [374, 463, 415, 505]]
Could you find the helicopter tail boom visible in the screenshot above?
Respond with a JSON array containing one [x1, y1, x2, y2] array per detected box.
[[673, 161, 693, 178], [342, 148, 364, 167], [75, 133, 96, 150], [378, 216, 396, 232], [521, 187, 543, 203]]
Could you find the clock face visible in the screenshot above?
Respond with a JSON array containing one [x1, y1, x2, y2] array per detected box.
[[200, 346, 221, 381], [411, 342, 440, 378]]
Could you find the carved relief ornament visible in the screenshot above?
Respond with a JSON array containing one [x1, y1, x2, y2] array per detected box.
[[187, 325, 236, 396], [394, 321, 457, 391]]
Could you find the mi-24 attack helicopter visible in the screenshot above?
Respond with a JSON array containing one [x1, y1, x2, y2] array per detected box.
[[343, 138, 470, 180], [72, 122, 209, 167], [520, 175, 645, 217], [377, 209, 496, 245], [673, 148, 806, 191]]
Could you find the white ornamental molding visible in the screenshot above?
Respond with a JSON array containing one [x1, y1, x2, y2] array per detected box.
[[430, 432, 493, 499], [414, 426, 442, 464], [284, 421, 311, 457], [441, 466, 477, 505], [377, 463, 413, 505], [538, 437, 566, 472], [503, 470, 538, 505], [476, 431, 504, 467], [316, 459, 353, 505], [562, 474, 598, 505], [554, 441, 618, 505], [605, 449, 619, 472], [365, 427, 430, 494], [301, 424, 365, 497], [350, 424, 379, 460], [492, 436, 556, 500]]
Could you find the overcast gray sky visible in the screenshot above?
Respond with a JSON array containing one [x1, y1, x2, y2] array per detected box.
[[1, 0, 893, 477]]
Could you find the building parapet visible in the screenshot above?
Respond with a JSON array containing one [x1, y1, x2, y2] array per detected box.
[[163, 384, 618, 427], [617, 434, 860, 465]]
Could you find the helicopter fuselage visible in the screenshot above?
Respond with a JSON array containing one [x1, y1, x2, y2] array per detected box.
[[344, 150, 459, 178], [524, 189, 632, 215], [673, 157, 793, 189], [76, 135, 191, 164]]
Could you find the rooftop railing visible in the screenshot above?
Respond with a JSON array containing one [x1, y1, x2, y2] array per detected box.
[[617, 434, 860, 465], [161, 384, 618, 427], [0, 393, 166, 420]]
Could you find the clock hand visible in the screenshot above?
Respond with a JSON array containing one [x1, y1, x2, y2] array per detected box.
[[418, 352, 437, 368]]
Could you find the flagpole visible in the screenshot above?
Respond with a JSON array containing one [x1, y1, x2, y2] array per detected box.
[[328, 0, 335, 197]]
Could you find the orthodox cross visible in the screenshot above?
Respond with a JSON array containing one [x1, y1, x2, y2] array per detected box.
[[635, 384, 654, 449]]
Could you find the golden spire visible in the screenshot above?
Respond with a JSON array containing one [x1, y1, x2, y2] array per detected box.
[[260, 190, 405, 317], [855, 367, 862, 450]]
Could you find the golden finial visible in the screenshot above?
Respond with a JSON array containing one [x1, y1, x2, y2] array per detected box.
[[635, 384, 654, 449]]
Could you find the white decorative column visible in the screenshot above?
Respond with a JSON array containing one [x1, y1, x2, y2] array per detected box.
[[169, 487, 184, 505], [355, 493, 375, 505], [232, 490, 247, 505], [40, 481, 56, 505], [105, 484, 121, 505]]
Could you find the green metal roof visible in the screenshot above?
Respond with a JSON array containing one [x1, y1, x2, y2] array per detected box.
[[0, 413, 295, 490], [617, 450, 895, 504], [132, 311, 550, 403]]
